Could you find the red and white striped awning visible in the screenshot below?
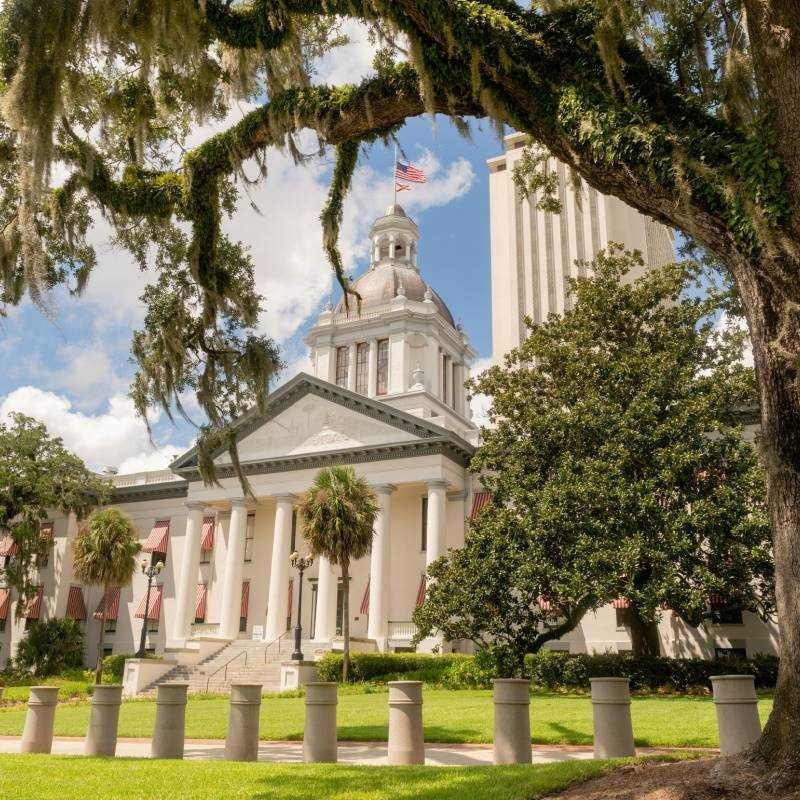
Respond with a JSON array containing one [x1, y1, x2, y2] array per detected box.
[[24, 585, 44, 619], [143, 520, 170, 554], [470, 491, 492, 519], [415, 574, 427, 608], [709, 594, 726, 608], [135, 584, 163, 620], [195, 583, 207, 621], [612, 598, 630, 609], [360, 578, 370, 615], [93, 586, 121, 620], [40, 521, 54, 539], [240, 580, 250, 619], [200, 516, 215, 551], [0, 531, 19, 557], [66, 585, 87, 621], [0, 588, 10, 620]]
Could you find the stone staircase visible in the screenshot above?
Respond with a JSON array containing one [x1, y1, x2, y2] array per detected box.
[[144, 636, 324, 695]]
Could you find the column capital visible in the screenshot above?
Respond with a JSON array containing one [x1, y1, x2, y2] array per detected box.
[[447, 489, 468, 501], [185, 500, 207, 511], [425, 479, 448, 490], [372, 483, 397, 495], [229, 497, 250, 509], [272, 492, 296, 503]]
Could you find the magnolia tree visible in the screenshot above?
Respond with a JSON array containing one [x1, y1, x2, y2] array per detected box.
[[1, 0, 799, 779], [414, 250, 773, 675]]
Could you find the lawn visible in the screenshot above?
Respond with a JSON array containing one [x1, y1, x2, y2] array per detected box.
[[0, 754, 656, 800], [0, 689, 774, 747]]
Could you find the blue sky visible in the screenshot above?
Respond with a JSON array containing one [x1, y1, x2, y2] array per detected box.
[[0, 29, 505, 472]]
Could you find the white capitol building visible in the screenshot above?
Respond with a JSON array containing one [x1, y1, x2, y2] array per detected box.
[[0, 138, 778, 685]]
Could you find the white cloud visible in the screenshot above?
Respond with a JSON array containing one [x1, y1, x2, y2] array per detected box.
[[314, 21, 378, 86], [715, 311, 754, 368], [50, 341, 130, 408], [0, 387, 185, 473], [468, 356, 494, 428]]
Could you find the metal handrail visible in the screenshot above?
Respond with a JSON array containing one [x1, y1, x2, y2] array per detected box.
[[205, 648, 248, 693], [263, 629, 292, 664]]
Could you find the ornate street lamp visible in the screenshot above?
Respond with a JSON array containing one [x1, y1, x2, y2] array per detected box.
[[290, 551, 314, 661], [136, 558, 163, 658]]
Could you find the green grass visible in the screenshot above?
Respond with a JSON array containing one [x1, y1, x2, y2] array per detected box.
[[0, 678, 93, 704], [0, 754, 658, 800], [0, 689, 774, 748]]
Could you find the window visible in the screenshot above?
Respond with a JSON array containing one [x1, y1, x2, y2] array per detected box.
[[105, 618, 117, 635], [376, 339, 389, 395], [103, 646, 113, 657], [442, 353, 449, 402], [239, 615, 247, 633], [420, 496, 428, 552], [24, 617, 37, 631], [147, 617, 159, 634], [712, 607, 744, 625], [335, 346, 349, 388], [354, 342, 369, 394], [151, 551, 166, 568], [244, 513, 255, 562], [200, 548, 210, 564], [0, 617, 5, 633], [615, 608, 632, 630], [715, 646, 747, 659], [290, 510, 297, 553], [37, 547, 50, 568]]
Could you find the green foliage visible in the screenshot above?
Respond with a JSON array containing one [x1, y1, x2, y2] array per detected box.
[[12, 619, 85, 678], [415, 249, 772, 668], [316, 652, 467, 683], [0, 413, 108, 605], [100, 652, 156, 684]]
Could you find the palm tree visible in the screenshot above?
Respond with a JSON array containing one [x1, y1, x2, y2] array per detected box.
[[298, 466, 379, 682], [72, 508, 141, 683]]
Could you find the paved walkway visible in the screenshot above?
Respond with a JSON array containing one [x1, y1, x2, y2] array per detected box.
[[0, 737, 693, 766]]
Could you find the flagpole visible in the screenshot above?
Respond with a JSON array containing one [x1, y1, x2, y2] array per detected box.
[[393, 144, 397, 206]]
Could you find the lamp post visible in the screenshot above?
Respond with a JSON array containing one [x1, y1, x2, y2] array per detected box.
[[136, 558, 163, 658], [290, 551, 314, 661]]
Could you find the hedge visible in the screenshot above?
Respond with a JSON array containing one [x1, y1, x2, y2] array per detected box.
[[316, 651, 779, 693]]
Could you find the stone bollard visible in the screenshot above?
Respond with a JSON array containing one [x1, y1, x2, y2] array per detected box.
[[151, 682, 189, 759], [710, 674, 762, 756], [21, 686, 59, 754], [85, 684, 123, 757], [225, 684, 263, 762], [493, 678, 532, 765], [303, 682, 338, 763], [387, 681, 425, 765], [590, 677, 636, 758]]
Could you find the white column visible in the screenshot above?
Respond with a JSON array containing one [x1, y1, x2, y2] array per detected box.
[[265, 494, 295, 641], [220, 499, 249, 641], [367, 339, 378, 398], [314, 555, 338, 643], [368, 485, 395, 651], [171, 502, 206, 645], [347, 343, 357, 392], [425, 480, 448, 568]]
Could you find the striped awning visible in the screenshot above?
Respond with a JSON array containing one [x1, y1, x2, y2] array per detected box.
[[287, 579, 294, 623], [40, 521, 54, 539], [143, 520, 170, 554], [24, 585, 44, 619], [470, 491, 492, 519], [710, 594, 726, 608], [93, 586, 121, 621], [538, 596, 552, 611], [240, 580, 250, 619], [415, 574, 427, 608], [359, 578, 370, 615], [66, 585, 87, 621], [200, 516, 215, 551], [612, 598, 630, 609], [0, 588, 10, 620], [135, 584, 163, 620], [195, 583, 207, 621], [0, 531, 19, 557]]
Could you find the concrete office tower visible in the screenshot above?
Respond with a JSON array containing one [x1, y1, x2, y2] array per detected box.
[[488, 133, 675, 361]]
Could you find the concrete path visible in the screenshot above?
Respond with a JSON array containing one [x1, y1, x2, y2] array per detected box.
[[0, 737, 691, 766]]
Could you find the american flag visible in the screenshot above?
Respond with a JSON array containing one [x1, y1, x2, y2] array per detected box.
[[395, 161, 427, 184]]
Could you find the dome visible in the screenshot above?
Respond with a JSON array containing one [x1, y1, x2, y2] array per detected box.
[[336, 263, 455, 327], [384, 203, 407, 218]]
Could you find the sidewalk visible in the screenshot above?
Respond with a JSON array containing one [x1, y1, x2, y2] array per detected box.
[[0, 737, 695, 766]]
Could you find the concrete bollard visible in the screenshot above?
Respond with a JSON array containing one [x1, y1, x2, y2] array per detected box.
[[493, 678, 532, 764], [224, 684, 262, 761], [20, 686, 59, 754], [590, 677, 636, 758], [303, 682, 338, 763], [387, 681, 425, 765], [151, 682, 189, 759], [711, 674, 762, 756], [85, 684, 123, 756]]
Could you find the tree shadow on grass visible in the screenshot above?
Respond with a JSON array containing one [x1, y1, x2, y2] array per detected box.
[[334, 724, 485, 744], [538, 722, 592, 746]]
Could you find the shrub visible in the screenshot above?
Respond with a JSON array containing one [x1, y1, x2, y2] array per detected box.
[[316, 652, 466, 683], [13, 619, 85, 677]]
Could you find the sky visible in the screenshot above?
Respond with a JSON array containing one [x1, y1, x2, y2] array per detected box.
[[0, 25, 503, 474]]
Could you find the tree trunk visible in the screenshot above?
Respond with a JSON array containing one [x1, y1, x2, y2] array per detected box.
[[341, 559, 350, 684], [628, 607, 661, 657], [94, 588, 106, 685]]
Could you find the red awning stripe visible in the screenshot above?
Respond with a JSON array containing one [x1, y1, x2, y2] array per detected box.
[[200, 516, 215, 551], [135, 584, 163, 620], [93, 586, 121, 621], [709, 594, 726, 608], [0, 531, 19, 557], [415, 574, 427, 608], [612, 598, 630, 609], [195, 583, 207, 621], [143, 520, 170, 554], [0, 588, 10, 620], [538, 596, 552, 611], [360, 578, 370, 615], [240, 580, 250, 619], [24, 585, 44, 619], [470, 491, 492, 519], [66, 585, 87, 621]]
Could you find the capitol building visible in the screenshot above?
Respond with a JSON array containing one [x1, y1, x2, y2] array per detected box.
[[0, 138, 778, 685]]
